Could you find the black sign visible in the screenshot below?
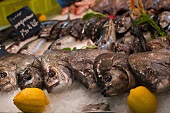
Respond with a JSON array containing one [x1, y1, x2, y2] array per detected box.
[[7, 6, 42, 40], [0, 45, 9, 58]]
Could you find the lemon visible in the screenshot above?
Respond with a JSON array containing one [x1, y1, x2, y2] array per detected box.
[[14, 88, 49, 113], [127, 86, 158, 113]]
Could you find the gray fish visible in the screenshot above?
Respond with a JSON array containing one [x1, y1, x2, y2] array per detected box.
[[69, 49, 110, 91], [16, 54, 44, 90], [0, 54, 44, 92], [41, 50, 73, 93], [128, 51, 170, 92], [93, 53, 136, 96], [41, 49, 110, 93]]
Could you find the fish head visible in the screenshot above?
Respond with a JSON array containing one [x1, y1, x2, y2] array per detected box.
[[128, 51, 170, 92], [114, 13, 131, 33], [16, 57, 44, 90], [94, 53, 136, 96], [17, 66, 44, 90], [0, 67, 18, 92], [44, 65, 73, 93], [99, 66, 129, 96], [44, 66, 59, 93]]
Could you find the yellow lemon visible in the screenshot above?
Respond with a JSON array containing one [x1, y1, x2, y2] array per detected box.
[[14, 88, 49, 113], [127, 86, 158, 113], [37, 14, 47, 21]]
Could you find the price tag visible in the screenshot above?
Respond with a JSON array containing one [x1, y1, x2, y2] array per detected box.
[[7, 6, 42, 41]]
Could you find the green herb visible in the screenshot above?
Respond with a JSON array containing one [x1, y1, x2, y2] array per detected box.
[[134, 12, 166, 37], [72, 47, 77, 50], [81, 44, 98, 49], [62, 47, 72, 50], [82, 9, 108, 20]]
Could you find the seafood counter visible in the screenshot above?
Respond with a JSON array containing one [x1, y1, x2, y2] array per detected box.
[[0, 0, 170, 113]]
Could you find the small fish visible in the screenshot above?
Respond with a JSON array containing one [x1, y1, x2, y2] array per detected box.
[[18, 38, 53, 56]]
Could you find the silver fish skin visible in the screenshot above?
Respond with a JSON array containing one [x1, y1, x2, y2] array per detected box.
[[0, 54, 44, 92], [69, 49, 110, 91], [128, 51, 170, 93], [41, 49, 73, 93], [18, 38, 54, 56]]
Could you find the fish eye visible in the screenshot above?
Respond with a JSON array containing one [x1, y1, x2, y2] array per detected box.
[[48, 69, 56, 77], [24, 69, 30, 74], [22, 69, 32, 80], [0, 71, 7, 78], [22, 74, 32, 81], [103, 74, 112, 82]]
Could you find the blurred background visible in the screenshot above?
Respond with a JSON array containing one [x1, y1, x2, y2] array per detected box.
[[0, 0, 62, 26]]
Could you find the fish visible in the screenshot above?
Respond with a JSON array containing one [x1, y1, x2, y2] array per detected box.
[[128, 50, 170, 92], [69, 49, 110, 91], [0, 54, 44, 92], [49, 35, 94, 50], [93, 52, 136, 96], [17, 38, 54, 56], [41, 49, 73, 93]]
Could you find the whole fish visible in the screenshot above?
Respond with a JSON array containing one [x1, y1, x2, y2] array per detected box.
[[0, 54, 44, 92]]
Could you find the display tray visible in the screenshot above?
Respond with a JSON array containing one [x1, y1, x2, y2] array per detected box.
[[0, 14, 170, 113]]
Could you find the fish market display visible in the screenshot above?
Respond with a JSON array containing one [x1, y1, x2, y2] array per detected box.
[[0, 0, 170, 112], [0, 0, 170, 93]]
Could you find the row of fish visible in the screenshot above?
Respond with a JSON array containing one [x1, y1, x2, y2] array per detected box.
[[0, 48, 169, 96]]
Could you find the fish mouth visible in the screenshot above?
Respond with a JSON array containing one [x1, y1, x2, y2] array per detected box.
[[101, 85, 119, 97], [101, 87, 111, 97], [45, 79, 59, 93], [0, 81, 16, 92]]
